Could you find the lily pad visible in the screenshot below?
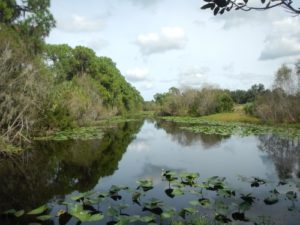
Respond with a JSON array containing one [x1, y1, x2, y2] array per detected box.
[[27, 205, 48, 215], [264, 195, 279, 205]]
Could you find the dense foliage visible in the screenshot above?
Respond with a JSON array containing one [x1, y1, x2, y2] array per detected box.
[[253, 62, 300, 123], [43, 44, 143, 129], [154, 87, 234, 116], [153, 60, 300, 124], [0, 1, 143, 148]]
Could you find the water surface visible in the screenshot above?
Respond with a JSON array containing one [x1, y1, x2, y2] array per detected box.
[[0, 119, 299, 224]]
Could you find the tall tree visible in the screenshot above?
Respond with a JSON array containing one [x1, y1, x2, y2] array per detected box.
[[0, 0, 56, 52]]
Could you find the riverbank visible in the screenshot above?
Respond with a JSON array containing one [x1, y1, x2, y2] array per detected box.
[[160, 112, 300, 138]]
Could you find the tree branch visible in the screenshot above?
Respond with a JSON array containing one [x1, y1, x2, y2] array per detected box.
[[201, 0, 300, 15]]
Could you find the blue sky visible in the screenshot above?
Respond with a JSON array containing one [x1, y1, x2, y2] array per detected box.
[[47, 0, 300, 100]]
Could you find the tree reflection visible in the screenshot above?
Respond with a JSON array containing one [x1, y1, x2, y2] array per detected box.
[[258, 135, 300, 180], [0, 120, 144, 212], [155, 120, 230, 148]]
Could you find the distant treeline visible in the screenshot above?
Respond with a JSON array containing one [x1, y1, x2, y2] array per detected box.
[[149, 62, 300, 123], [0, 1, 143, 146]]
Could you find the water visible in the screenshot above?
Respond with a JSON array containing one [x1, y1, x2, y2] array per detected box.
[[0, 119, 299, 225]]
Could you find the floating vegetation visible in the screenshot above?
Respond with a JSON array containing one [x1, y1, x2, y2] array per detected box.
[[94, 116, 141, 126], [1, 170, 299, 225], [34, 117, 143, 141], [34, 126, 104, 141], [161, 117, 300, 139]]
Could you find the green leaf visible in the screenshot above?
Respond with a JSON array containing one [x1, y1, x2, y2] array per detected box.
[[189, 200, 200, 206], [137, 178, 153, 192], [162, 170, 178, 182], [15, 210, 25, 217], [199, 198, 210, 208], [89, 213, 104, 222], [215, 213, 232, 223], [140, 215, 155, 223], [36, 215, 52, 221], [161, 212, 172, 219], [215, 201, 228, 214], [69, 204, 103, 222], [128, 215, 141, 223], [264, 195, 279, 205], [71, 191, 93, 201], [286, 191, 297, 200], [172, 188, 184, 196], [27, 205, 48, 215], [241, 193, 255, 204], [132, 192, 141, 203], [161, 208, 176, 220], [239, 201, 251, 212], [107, 206, 119, 217]]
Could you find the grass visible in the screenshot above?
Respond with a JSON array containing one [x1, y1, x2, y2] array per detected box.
[[160, 109, 300, 139], [0, 136, 22, 154], [201, 105, 260, 124], [201, 112, 260, 124]]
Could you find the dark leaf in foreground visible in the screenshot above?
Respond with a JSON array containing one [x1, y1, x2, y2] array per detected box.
[[232, 212, 249, 221]]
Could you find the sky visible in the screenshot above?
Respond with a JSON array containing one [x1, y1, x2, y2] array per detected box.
[[46, 0, 300, 100]]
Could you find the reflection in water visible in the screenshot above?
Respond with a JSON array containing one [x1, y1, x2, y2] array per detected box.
[[0, 120, 144, 212], [155, 120, 230, 148], [258, 135, 300, 180], [0, 119, 300, 225]]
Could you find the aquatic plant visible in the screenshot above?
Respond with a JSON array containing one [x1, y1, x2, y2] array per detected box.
[[34, 126, 104, 141], [1, 171, 299, 225], [161, 117, 300, 139]]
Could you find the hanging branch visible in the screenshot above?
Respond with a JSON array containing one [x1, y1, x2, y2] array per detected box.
[[201, 0, 300, 16]]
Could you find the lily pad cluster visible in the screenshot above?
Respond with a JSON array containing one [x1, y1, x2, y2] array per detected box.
[[161, 117, 300, 139], [1, 171, 299, 225], [34, 126, 104, 141]]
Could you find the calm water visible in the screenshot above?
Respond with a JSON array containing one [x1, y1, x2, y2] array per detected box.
[[0, 119, 300, 224]]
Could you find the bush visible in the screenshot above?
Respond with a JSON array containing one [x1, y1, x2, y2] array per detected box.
[[0, 25, 52, 142], [155, 87, 234, 117], [244, 102, 255, 115], [216, 93, 234, 113], [44, 77, 110, 129]]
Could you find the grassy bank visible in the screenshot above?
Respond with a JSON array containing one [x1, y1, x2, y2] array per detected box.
[[200, 105, 260, 124]]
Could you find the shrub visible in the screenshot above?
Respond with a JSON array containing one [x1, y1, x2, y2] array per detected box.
[[244, 102, 255, 115]]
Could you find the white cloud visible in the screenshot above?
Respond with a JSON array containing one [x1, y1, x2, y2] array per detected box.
[[178, 67, 209, 88], [125, 67, 150, 82], [136, 27, 187, 55], [260, 17, 300, 60], [57, 15, 104, 32], [129, 140, 150, 153]]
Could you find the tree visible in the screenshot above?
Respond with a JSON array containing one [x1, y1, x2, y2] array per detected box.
[[201, 0, 300, 16], [0, 0, 56, 53]]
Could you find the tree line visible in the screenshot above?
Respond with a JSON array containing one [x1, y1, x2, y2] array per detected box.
[[0, 0, 143, 147], [151, 61, 300, 123]]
